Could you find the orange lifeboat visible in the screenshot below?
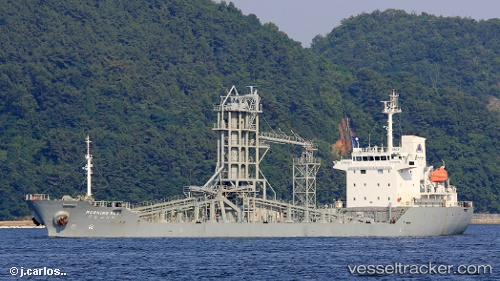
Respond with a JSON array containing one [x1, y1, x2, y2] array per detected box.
[[430, 167, 448, 183]]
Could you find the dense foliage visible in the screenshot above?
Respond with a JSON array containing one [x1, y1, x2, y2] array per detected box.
[[0, 2, 497, 219]]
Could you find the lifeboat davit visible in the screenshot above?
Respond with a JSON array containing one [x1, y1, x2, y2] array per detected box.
[[430, 167, 448, 183]]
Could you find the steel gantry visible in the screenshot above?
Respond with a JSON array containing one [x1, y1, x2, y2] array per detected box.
[[259, 131, 321, 211]]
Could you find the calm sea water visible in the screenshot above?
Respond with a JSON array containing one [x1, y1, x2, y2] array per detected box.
[[0, 225, 498, 280]]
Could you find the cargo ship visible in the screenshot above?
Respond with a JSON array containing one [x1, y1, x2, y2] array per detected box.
[[26, 86, 473, 237]]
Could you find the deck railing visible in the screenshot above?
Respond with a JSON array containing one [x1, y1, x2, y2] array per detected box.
[[25, 194, 50, 200]]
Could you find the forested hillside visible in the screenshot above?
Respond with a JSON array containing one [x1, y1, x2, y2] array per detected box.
[[0, 1, 498, 219], [0, 0, 346, 219]]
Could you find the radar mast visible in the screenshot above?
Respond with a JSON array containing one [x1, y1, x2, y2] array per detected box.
[[382, 90, 402, 153]]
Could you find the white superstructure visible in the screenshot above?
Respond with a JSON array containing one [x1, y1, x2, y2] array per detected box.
[[333, 91, 458, 208]]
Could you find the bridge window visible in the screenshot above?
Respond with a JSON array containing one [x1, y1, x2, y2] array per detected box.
[[361, 170, 366, 174], [381, 156, 387, 161], [356, 156, 362, 161], [362, 156, 368, 161], [375, 156, 380, 161]]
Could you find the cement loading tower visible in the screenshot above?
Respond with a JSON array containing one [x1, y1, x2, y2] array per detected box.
[[212, 86, 269, 198], [180, 86, 321, 223]]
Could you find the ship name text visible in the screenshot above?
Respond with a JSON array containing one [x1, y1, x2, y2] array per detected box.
[[85, 210, 120, 216]]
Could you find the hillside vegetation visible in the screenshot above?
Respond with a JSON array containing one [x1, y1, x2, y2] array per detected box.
[[0, 1, 498, 219]]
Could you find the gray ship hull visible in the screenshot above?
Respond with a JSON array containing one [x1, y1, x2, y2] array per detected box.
[[27, 199, 473, 238], [26, 89, 474, 238]]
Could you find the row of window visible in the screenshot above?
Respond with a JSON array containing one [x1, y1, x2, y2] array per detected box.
[[353, 183, 391, 187], [352, 183, 416, 188], [354, 155, 388, 161], [354, 169, 388, 174], [353, 155, 403, 161], [353, 197, 391, 201]]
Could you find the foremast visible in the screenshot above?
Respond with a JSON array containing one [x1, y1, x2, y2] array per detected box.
[[84, 135, 93, 200]]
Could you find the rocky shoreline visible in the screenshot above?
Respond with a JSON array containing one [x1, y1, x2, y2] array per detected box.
[[470, 214, 500, 225]]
